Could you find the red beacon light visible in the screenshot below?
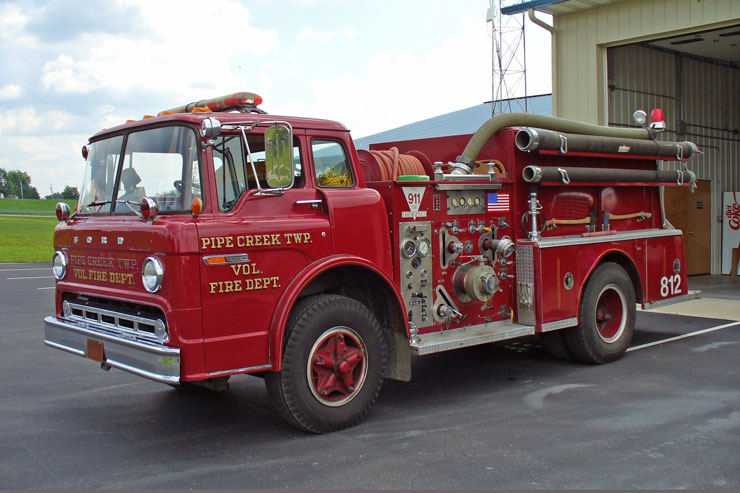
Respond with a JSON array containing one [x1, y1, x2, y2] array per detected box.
[[157, 92, 264, 116], [649, 108, 666, 133]]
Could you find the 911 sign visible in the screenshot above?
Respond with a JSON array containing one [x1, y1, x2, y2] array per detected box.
[[402, 186, 427, 219]]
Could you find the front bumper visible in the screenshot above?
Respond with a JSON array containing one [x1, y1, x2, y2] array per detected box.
[[44, 316, 180, 384]]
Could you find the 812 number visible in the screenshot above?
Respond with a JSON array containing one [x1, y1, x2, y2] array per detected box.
[[659, 274, 681, 297]]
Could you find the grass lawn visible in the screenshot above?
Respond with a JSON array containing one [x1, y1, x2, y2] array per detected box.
[[0, 215, 58, 263], [0, 198, 76, 216]]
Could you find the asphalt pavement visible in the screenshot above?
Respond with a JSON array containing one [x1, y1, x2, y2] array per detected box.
[[1, 263, 739, 489]]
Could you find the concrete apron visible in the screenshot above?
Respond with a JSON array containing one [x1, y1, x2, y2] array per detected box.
[[639, 297, 740, 321]]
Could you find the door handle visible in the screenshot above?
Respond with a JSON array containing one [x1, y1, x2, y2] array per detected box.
[[294, 199, 322, 209]]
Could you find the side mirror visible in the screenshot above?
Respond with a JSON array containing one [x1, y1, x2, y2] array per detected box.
[[264, 125, 294, 189]]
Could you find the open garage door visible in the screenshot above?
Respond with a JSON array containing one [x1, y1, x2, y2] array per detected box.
[[607, 25, 740, 275]]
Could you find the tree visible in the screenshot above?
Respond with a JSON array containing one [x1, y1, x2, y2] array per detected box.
[[0, 168, 39, 199], [61, 186, 79, 200], [0, 168, 6, 197]]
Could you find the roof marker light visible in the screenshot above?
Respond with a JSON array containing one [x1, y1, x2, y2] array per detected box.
[[191, 197, 202, 216]]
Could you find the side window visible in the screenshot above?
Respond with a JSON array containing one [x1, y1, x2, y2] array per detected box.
[[213, 134, 247, 211], [212, 133, 305, 211], [311, 139, 354, 188]]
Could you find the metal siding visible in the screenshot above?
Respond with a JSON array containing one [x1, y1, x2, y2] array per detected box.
[[353, 95, 553, 150], [608, 44, 740, 274]]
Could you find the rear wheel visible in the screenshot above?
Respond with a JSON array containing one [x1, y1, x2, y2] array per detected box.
[[265, 294, 388, 433], [565, 262, 635, 364]]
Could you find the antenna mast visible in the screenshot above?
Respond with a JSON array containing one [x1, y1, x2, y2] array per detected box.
[[488, 0, 528, 116]]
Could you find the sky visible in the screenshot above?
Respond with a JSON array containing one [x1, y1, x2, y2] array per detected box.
[[0, 0, 552, 197]]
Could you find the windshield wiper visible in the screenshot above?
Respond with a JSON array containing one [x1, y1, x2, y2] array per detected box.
[[79, 199, 142, 218], [79, 200, 113, 212], [116, 200, 143, 218]]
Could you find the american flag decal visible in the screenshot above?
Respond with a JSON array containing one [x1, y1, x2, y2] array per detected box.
[[487, 192, 510, 212]]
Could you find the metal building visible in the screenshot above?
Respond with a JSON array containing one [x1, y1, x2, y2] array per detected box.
[[354, 94, 552, 150], [504, 0, 739, 275]]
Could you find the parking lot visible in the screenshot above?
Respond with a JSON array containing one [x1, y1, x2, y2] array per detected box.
[[2, 263, 739, 489]]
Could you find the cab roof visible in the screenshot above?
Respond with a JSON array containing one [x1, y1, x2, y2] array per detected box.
[[90, 111, 350, 141]]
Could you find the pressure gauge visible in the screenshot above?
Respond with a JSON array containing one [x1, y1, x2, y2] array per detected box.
[[451, 198, 458, 207], [467, 197, 474, 206], [474, 197, 481, 206], [401, 238, 417, 258], [417, 238, 431, 257]]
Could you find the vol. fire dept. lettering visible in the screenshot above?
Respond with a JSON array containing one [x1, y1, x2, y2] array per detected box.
[[208, 277, 280, 294], [200, 232, 313, 250], [208, 261, 280, 296], [230, 263, 261, 276], [73, 268, 135, 286]]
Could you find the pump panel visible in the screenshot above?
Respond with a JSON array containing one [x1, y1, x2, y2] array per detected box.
[[399, 221, 434, 328]]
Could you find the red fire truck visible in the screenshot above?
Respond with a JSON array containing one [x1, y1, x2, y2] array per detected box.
[[45, 92, 699, 433]]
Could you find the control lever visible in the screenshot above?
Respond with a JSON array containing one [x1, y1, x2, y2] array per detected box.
[[437, 304, 462, 320]]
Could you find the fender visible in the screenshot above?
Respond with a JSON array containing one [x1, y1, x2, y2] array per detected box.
[[268, 254, 408, 371], [575, 246, 643, 321]]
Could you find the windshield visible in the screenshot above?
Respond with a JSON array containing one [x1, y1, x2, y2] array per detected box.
[[78, 126, 202, 215]]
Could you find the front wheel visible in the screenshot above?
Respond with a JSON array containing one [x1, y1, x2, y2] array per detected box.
[[565, 262, 636, 364], [265, 294, 388, 433]]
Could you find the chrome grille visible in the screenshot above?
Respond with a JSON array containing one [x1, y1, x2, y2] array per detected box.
[[65, 301, 167, 343]]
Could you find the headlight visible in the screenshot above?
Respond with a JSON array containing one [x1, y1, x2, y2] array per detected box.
[[141, 256, 164, 293], [52, 251, 67, 280]]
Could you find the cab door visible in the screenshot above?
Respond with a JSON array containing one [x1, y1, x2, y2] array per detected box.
[[198, 130, 332, 375]]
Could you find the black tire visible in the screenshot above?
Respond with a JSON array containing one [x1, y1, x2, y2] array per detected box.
[[265, 294, 388, 433], [539, 330, 574, 361], [565, 262, 636, 364]]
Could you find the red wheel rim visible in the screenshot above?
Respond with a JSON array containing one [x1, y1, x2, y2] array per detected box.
[[307, 327, 368, 407], [595, 284, 627, 343]]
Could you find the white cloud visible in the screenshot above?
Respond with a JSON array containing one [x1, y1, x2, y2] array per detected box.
[[0, 106, 76, 135], [38, 0, 279, 99], [0, 3, 28, 41], [41, 54, 102, 94], [297, 26, 356, 42], [342, 27, 356, 40], [286, 16, 496, 137], [0, 84, 22, 100]]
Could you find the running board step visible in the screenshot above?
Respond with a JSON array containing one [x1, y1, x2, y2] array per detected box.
[[643, 289, 701, 310], [410, 320, 535, 356]]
